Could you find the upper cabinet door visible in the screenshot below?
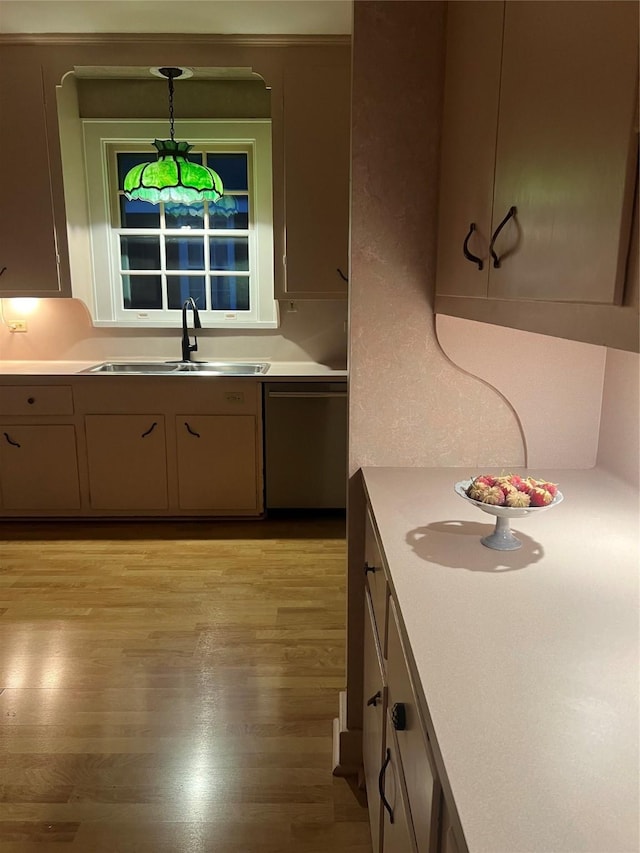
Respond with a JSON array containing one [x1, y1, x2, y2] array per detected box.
[[282, 59, 351, 299], [490, 1, 638, 304], [0, 46, 66, 297], [437, 1, 504, 298], [437, 0, 638, 326]]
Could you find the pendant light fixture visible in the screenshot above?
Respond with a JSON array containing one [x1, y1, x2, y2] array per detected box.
[[123, 67, 224, 205]]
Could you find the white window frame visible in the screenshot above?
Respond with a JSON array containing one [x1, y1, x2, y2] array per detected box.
[[81, 119, 277, 328]]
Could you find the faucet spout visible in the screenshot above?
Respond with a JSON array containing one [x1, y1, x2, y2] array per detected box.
[[181, 298, 202, 362]]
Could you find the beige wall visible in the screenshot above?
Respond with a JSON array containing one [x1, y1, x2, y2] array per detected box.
[[0, 297, 347, 366], [597, 348, 640, 488]]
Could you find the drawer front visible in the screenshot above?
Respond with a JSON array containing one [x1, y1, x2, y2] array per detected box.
[[365, 508, 388, 653], [363, 592, 386, 853], [387, 597, 440, 853], [382, 720, 418, 853], [0, 385, 74, 416]]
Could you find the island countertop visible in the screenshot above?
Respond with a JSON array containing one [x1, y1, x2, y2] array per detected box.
[[361, 466, 639, 853]]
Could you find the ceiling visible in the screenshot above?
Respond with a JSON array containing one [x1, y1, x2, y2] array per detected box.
[[0, 0, 353, 35]]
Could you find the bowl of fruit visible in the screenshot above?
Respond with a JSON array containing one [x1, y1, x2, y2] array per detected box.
[[454, 473, 563, 551]]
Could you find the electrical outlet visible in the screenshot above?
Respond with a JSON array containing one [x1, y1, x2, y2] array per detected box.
[[8, 320, 27, 333]]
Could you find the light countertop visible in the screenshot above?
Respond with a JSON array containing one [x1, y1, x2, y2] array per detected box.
[[362, 466, 639, 853], [0, 360, 347, 379]]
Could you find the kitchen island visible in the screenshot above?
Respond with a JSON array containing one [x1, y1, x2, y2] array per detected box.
[[361, 466, 639, 853]]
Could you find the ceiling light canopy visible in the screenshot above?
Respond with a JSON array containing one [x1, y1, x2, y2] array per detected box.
[[123, 67, 224, 206]]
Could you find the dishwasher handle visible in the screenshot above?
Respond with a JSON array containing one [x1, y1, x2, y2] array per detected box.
[[267, 391, 347, 399]]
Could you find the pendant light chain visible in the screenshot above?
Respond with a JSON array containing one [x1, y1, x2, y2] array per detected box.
[[167, 71, 176, 143]]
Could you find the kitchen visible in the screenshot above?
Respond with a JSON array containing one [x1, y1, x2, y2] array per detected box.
[[0, 1, 639, 852]]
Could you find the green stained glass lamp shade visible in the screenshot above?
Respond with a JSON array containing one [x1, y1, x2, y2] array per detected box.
[[124, 139, 223, 205]]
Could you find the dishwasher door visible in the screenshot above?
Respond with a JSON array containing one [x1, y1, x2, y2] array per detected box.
[[264, 382, 347, 509]]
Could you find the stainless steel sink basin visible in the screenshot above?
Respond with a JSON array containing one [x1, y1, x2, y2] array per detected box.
[[82, 361, 270, 376]]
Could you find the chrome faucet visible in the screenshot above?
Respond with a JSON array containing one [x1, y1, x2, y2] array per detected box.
[[181, 298, 202, 362]]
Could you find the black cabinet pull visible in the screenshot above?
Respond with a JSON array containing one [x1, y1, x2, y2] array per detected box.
[[27, 397, 35, 405], [184, 422, 201, 438], [0, 267, 6, 277], [378, 748, 394, 824], [391, 702, 407, 731], [336, 267, 349, 283], [462, 223, 483, 270], [364, 562, 376, 575], [3, 432, 20, 448], [489, 206, 517, 268], [366, 691, 381, 708], [141, 422, 158, 438]]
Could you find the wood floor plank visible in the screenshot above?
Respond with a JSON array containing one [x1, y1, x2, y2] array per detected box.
[[0, 517, 370, 851]]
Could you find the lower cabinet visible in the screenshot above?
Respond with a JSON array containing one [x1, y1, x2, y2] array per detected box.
[[0, 424, 80, 510], [363, 511, 463, 853], [84, 414, 168, 510], [175, 415, 258, 511]]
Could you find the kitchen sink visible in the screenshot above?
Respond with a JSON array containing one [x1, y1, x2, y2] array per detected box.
[[82, 361, 270, 376]]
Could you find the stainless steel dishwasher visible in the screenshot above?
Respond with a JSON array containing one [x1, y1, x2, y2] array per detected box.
[[264, 381, 347, 509]]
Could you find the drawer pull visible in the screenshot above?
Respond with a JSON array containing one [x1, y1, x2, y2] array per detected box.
[[366, 690, 382, 708], [184, 422, 201, 438], [141, 422, 158, 438], [27, 397, 35, 405], [0, 266, 6, 277], [391, 702, 407, 731], [378, 748, 394, 824], [364, 562, 376, 575], [3, 432, 21, 448], [462, 222, 483, 270]]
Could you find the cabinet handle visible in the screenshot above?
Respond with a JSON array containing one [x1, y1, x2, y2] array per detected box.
[[378, 748, 395, 824], [462, 223, 484, 270], [141, 422, 158, 438], [336, 267, 349, 283], [366, 691, 382, 708], [3, 432, 21, 448], [27, 397, 35, 405], [184, 422, 201, 438], [0, 266, 6, 277], [364, 562, 376, 575], [391, 702, 407, 731], [489, 206, 517, 268]]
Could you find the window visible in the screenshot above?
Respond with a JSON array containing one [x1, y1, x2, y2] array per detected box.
[[81, 120, 277, 327]]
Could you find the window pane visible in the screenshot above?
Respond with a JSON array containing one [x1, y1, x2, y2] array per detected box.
[[210, 276, 250, 311], [165, 202, 204, 229], [122, 275, 162, 309], [210, 195, 249, 230], [119, 196, 161, 229], [206, 153, 248, 190], [167, 276, 206, 310], [209, 237, 249, 271], [166, 237, 205, 271], [120, 236, 161, 270]]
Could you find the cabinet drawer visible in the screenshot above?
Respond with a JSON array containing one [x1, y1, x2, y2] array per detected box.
[[388, 597, 440, 853], [0, 385, 74, 416], [365, 508, 388, 653]]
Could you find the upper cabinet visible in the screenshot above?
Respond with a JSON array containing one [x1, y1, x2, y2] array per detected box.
[[281, 56, 351, 299], [435, 1, 639, 352], [0, 46, 70, 297]]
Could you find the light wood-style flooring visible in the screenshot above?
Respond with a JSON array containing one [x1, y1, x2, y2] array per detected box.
[[0, 516, 371, 853]]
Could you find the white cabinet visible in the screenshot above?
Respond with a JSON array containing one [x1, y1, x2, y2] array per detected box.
[[362, 511, 456, 853], [84, 414, 168, 510], [175, 414, 259, 511], [0, 46, 68, 297], [0, 384, 80, 512], [75, 378, 263, 517], [281, 56, 351, 298], [436, 1, 639, 350], [0, 424, 80, 510]]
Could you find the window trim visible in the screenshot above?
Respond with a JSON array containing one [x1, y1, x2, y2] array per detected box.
[[80, 119, 277, 328]]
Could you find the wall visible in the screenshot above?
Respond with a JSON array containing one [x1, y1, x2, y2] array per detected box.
[[597, 348, 640, 489], [0, 297, 348, 366]]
